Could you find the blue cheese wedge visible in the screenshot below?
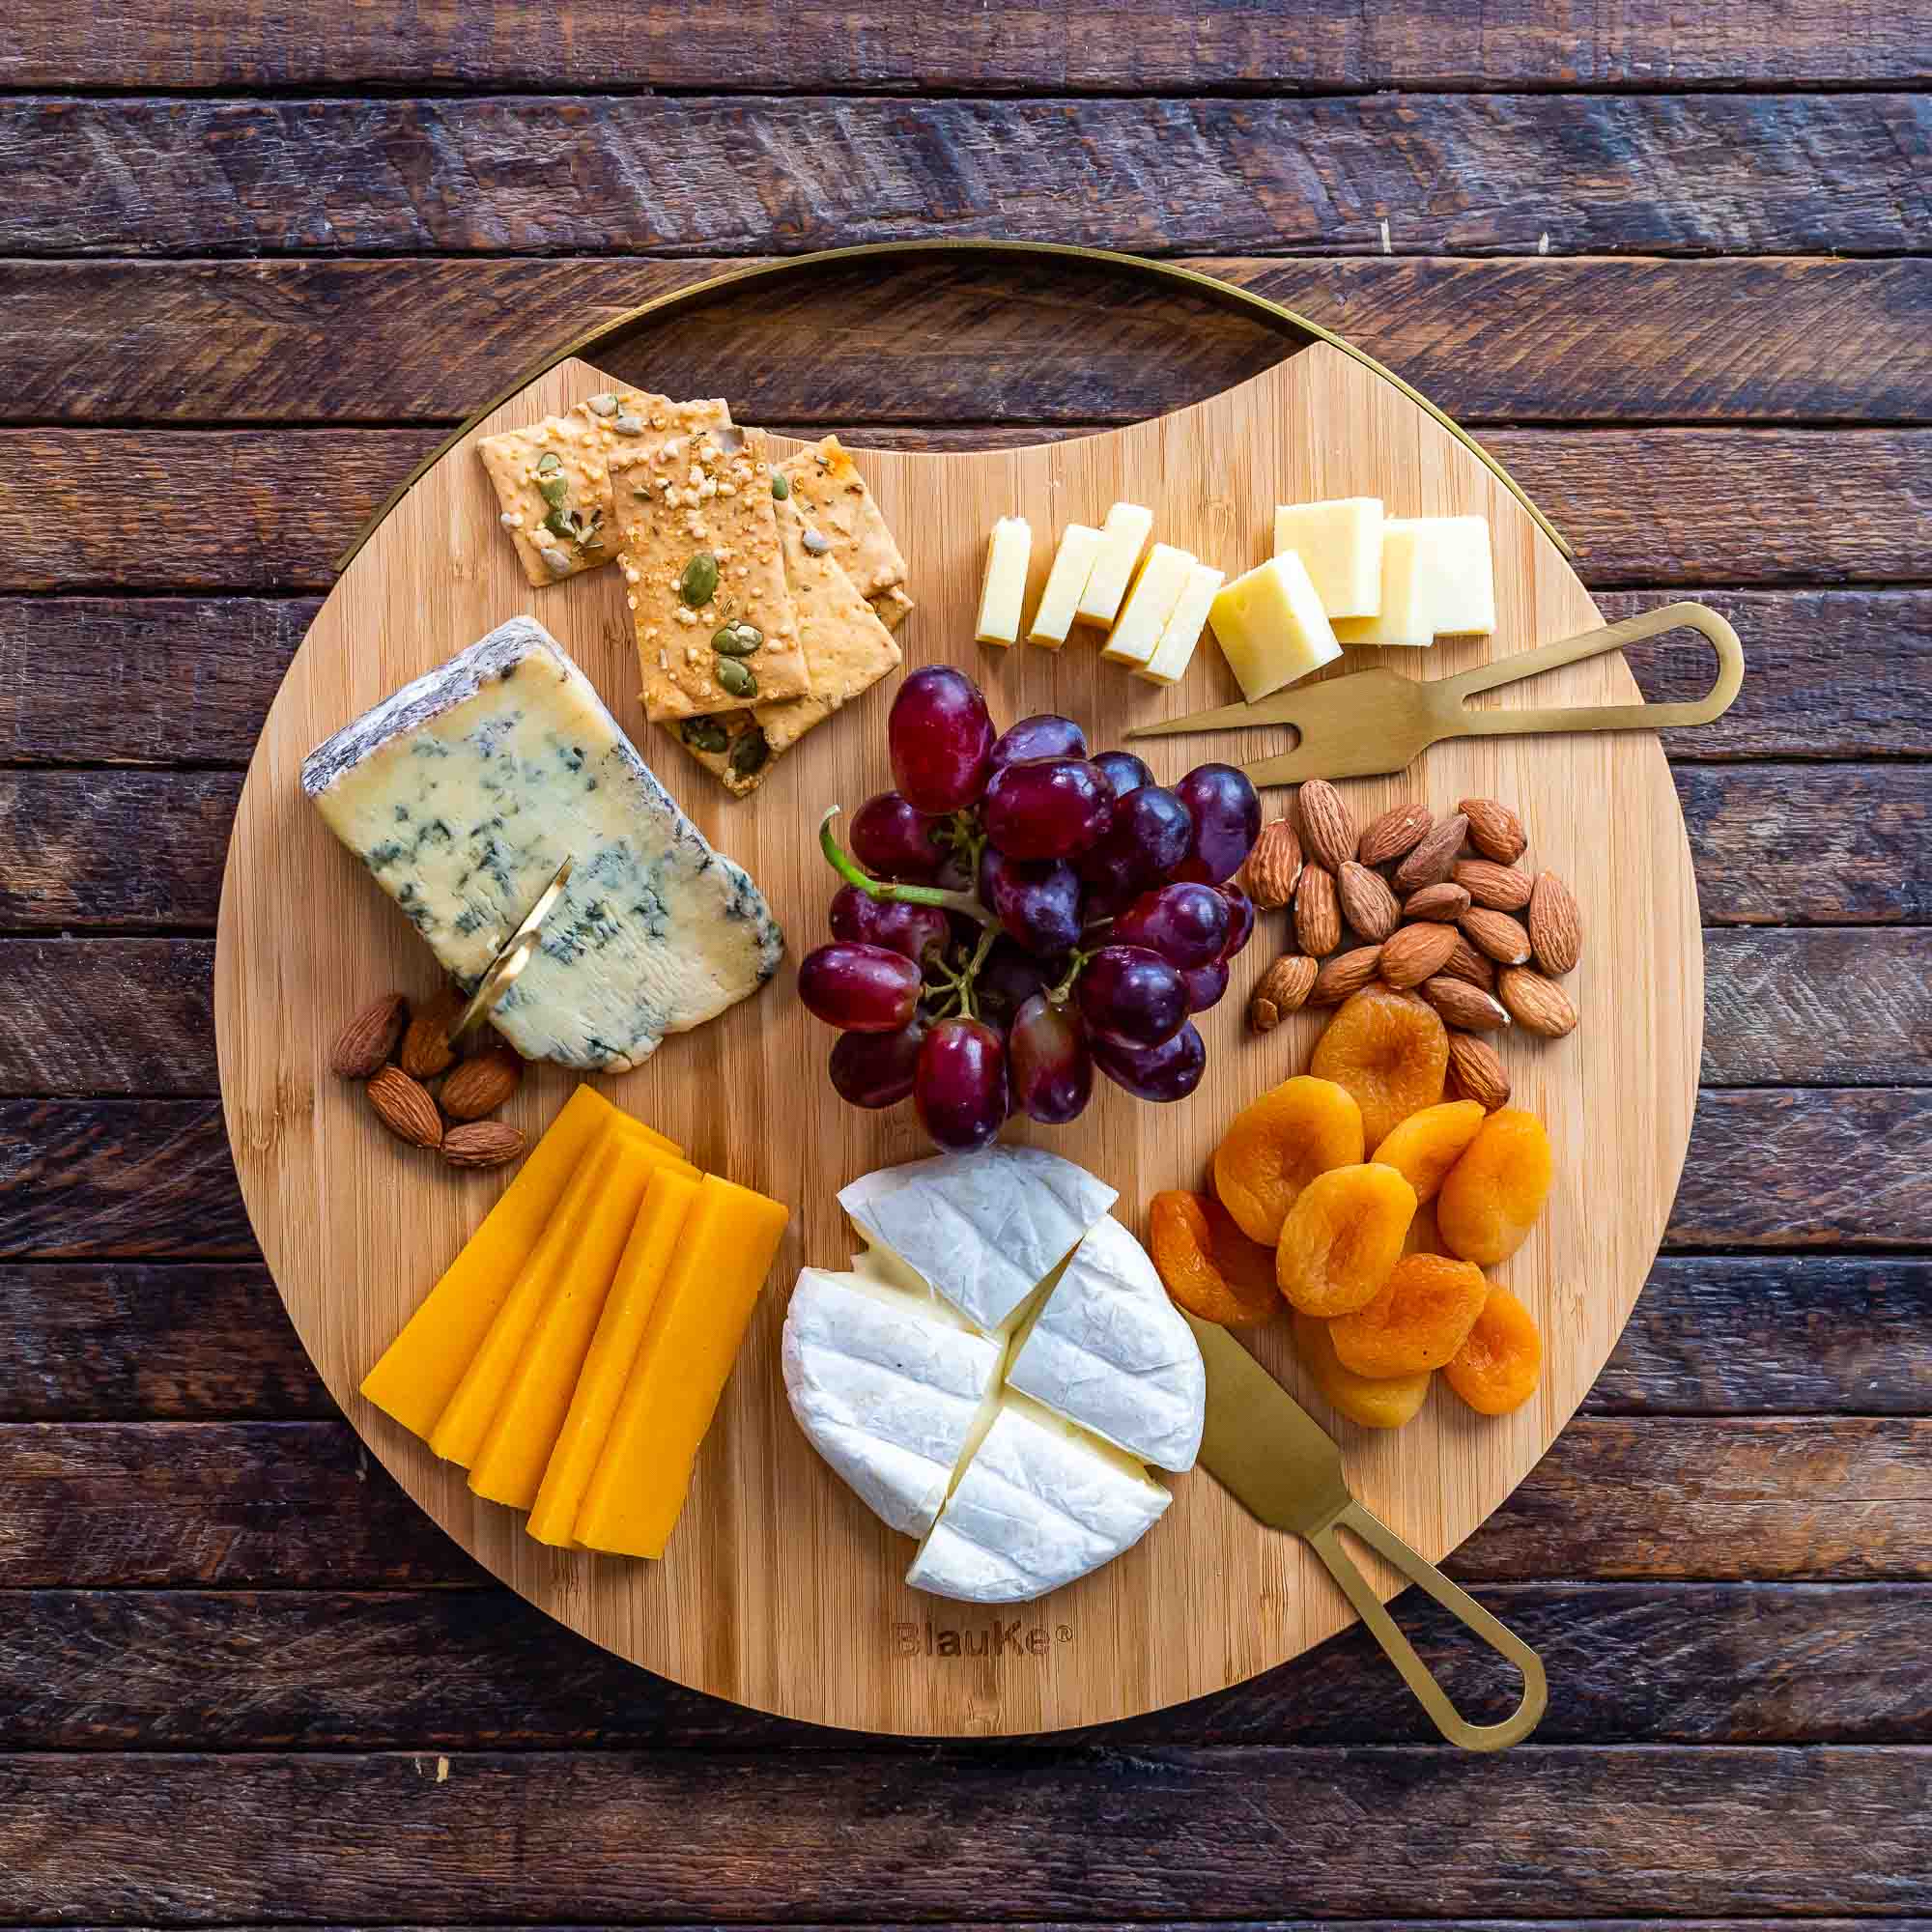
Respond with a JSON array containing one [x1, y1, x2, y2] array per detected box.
[[300, 616, 783, 1070]]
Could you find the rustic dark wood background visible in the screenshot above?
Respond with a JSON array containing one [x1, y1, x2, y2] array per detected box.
[[5, 1, 1932, 1917]]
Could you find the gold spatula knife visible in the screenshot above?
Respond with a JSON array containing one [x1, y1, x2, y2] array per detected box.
[[1127, 600, 1743, 785], [1188, 1313, 1548, 1750]]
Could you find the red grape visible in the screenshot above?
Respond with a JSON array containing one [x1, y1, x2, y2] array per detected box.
[[1217, 884, 1257, 961], [981, 755, 1113, 861], [989, 713, 1087, 773], [1180, 958, 1230, 1012], [798, 942, 923, 1033], [1174, 763, 1262, 886], [915, 1016, 1009, 1151], [850, 790, 948, 880], [976, 936, 1059, 1029], [1110, 881, 1231, 970], [1076, 782, 1193, 904], [1076, 943, 1187, 1049], [1092, 750, 1154, 800], [890, 667, 995, 812], [829, 885, 951, 963], [1008, 993, 1093, 1124], [1093, 1021, 1206, 1102], [829, 1018, 926, 1108], [980, 845, 1082, 956]]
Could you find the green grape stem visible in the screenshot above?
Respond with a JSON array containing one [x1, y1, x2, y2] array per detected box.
[[819, 806, 987, 922]]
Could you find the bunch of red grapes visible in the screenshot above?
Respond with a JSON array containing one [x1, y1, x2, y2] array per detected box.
[[797, 666, 1261, 1151]]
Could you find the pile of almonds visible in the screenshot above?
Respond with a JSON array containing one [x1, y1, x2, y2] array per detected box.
[[1242, 781, 1583, 1112], [328, 986, 528, 1170]]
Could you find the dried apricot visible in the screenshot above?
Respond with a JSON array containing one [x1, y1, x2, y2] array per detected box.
[[1372, 1099, 1485, 1204], [1212, 1074, 1365, 1247], [1149, 1190, 1280, 1326], [1443, 1286, 1544, 1415], [1435, 1107, 1553, 1265], [1293, 1311, 1431, 1430], [1404, 1198, 1443, 1256], [1329, 1252, 1489, 1378], [1275, 1161, 1417, 1317], [1309, 984, 1448, 1148]]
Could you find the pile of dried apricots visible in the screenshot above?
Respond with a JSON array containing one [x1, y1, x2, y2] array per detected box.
[[1151, 981, 1551, 1427]]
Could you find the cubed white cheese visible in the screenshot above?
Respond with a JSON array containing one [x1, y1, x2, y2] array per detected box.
[[1133, 559, 1225, 686], [975, 516, 1032, 646], [1272, 497, 1384, 618], [1073, 502, 1154, 629], [1028, 524, 1104, 647], [1099, 543, 1195, 666], [1208, 551, 1341, 701], [1404, 514, 1495, 636], [1331, 521, 1434, 647]]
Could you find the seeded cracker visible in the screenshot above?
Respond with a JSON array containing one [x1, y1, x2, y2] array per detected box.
[[613, 423, 809, 720], [674, 497, 904, 796], [868, 583, 916, 633], [477, 413, 621, 587], [779, 435, 909, 597]]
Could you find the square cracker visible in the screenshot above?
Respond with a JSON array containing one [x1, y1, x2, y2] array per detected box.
[[780, 435, 908, 597], [671, 497, 903, 796], [612, 423, 810, 720], [477, 414, 621, 587]]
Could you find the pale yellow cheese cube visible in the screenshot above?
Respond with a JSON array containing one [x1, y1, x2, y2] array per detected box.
[[1400, 514, 1494, 636], [1100, 544, 1195, 665], [1133, 561, 1225, 685], [975, 516, 1032, 647], [1272, 497, 1384, 618], [1028, 524, 1104, 647], [1331, 523, 1434, 648], [1073, 502, 1154, 628], [1208, 553, 1341, 702]]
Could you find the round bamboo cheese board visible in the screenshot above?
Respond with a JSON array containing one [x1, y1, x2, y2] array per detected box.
[[214, 246, 1702, 1737]]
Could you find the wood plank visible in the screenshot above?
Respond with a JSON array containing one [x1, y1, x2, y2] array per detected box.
[[1, 1743, 1926, 1919], [12, 258, 1932, 429], [7, 95, 1928, 259], [5, 1583, 1930, 1750], [0, 942, 215, 1094]]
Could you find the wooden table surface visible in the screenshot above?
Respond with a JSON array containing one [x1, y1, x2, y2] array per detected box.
[[5, 3, 1930, 1918]]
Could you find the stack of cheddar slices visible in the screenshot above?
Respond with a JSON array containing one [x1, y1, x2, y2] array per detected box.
[[360, 1085, 789, 1559]]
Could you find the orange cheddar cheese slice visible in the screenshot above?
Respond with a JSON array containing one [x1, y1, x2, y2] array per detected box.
[[575, 1174, 790, 1560], [466, 1132, 665, 1510], [526, 1165, 700, 1548]]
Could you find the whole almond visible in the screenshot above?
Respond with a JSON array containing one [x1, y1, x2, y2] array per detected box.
[[399, 986, 464, 1079], [1439, 932, 1497, 992], [1249, 953, 1318, 1031], [1418, 975, 1511, 1032], [1295, 780, 1357, 872], [1294, 863, 1342, 957], [1403, 881, 1471, 923], [366, 1065, 443, 1149], [328, 993, 409, 1080], [1378, 921, 1459, 989], [1392, 811, 1469, 893], [1459, 797, 1527, 865], [440, 1044, 524, 1122], [1309, 945, 1384, 1007], [1447, 1032, 1511, 1111], [1337, 860, 1400, 943], [1498, 965, 1579, 1037], [1528, 870, 1583, 975], [442, 1121, 528, 1170], [1359, 802, 1433, 868], [1241, 818, 1304, 910], [1461, 906, 1533, 965], [1454, 858, 1533, 913]]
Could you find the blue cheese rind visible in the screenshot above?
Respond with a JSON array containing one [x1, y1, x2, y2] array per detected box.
[[301, 616, 783, 1070]]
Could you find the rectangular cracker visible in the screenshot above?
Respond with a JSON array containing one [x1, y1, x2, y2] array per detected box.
[[612, 423, 809, 721], [868, 583, 916, 633], [780, 435, 908, 597], [477, 415, 621, 587]]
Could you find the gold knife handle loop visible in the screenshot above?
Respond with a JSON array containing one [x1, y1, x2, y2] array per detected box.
[[1306, 1499, 1548, 1752]]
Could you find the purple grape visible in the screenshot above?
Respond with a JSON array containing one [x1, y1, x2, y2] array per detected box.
[[850, 790, 949, 881], [980, 845, 1083, 957], [1092, 750, 1154, 801], [798, 942, 923, 1033], [1076, 943, 1187, 1049], [989, 713, 1087, 773], [1110, 881, 1231, 971], [1092, 1021, 1207, 1102], [915, 1016, 1009, 1151], [981, 755, 1113, 861], [933, 848, 974, 894], [976, 936, 1058, 1029], [1008, 993, 1093, 1125], [1075, 782, 1193, 903], [1180, 958, 1230, 1012], [890, 666, 995, 812], [1217, 885, 1257, 962], [829, 1018, 926, 1109], [1174, 762, 1263, 886], [829, 885, 950, 964]]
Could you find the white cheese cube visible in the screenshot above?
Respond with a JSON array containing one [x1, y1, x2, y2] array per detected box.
[[1272, 497, 1384, 618], [1073, 501, 1154, 628], [1133, 559, 1225, 685], [1099, 543, 1195, 666], [1027, 523, 1104, 647], [1207, 551, 1341, 701], [974, 516, 1032, 646], [1403, 514, 1495, 636], [1331, 522, 1435, 647]]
